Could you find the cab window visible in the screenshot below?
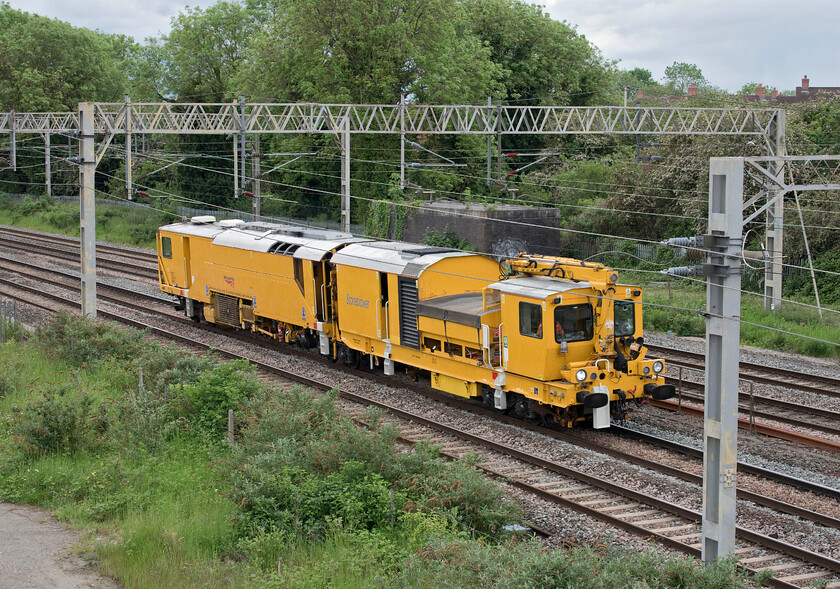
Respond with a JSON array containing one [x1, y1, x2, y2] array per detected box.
[[554, 304, 593, 342], [161, 236, 172, 259], [614, 300, 636, 337], [519, 302, 543, 339]]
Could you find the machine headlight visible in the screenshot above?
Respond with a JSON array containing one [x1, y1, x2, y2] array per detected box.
[[642, 366, 651, 375], [652, 360, 664, 374], [575, 369, 588, 383]]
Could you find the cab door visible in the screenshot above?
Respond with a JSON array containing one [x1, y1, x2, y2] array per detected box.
[[499, 294, 548, 381], [182, 237, 192, 289]]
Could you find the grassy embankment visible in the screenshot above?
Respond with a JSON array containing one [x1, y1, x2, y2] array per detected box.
[[0, 194, 165, 250], [640, 280, 840, 358], [0, 314, 767, 588]]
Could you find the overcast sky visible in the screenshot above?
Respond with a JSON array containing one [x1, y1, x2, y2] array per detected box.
[[7, 0, 837, 93]]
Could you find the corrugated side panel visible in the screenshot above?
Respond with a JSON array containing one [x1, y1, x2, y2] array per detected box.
[[398, 277, 420, 349]]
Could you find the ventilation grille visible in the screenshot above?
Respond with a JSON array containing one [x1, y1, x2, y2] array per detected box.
[[398, 277, 420, 349], [214, 293, 240, 326]]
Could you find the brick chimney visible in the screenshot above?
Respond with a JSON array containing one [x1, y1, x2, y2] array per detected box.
[[770, 87, 778, 99], [755, 84, 765, 98], [802, 75, 809, 90], [687, 84, 699, 96]]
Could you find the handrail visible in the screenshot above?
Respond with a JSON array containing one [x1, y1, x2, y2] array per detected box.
[[375, 298, 382, 338]]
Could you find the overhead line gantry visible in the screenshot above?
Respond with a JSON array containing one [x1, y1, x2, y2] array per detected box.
[[0, 100, 787, 315]]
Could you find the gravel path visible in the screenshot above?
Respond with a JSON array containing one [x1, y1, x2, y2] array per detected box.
[[0, 503, 118, 589]]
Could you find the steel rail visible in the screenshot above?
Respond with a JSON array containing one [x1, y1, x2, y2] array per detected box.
[[665, 378, 840, 437]]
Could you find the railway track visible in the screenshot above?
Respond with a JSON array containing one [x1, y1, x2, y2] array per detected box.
[[0, 227, 158, 282], [2, 226, 836, 388], [2, 225, 839, 449], [4, 256, 837, 497], [0, 226, 157, 265], [658, 379, 840, 438], [2, 272, 839, 587], [2, 246, 837, 447], [648, 343, 840, 400]]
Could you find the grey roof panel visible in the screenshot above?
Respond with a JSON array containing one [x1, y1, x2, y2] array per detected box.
[[487, 276, 590, 300], [160, 220, 367, 260], [159, 222, 226, 239], [417, 293, 490, 329], [294, 238, 371, 261], [332, 241, 482, 276]]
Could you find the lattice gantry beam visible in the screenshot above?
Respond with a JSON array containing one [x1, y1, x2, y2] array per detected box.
[[1, 103, 781, 137], [745, 155, 840, 192]]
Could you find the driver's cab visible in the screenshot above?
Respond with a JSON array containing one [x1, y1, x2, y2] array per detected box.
[[486, 275, 644, 384], [487, 276, 598, 382]]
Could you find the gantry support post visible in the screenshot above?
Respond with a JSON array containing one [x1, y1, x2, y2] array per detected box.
[[486, 97, 493, 186], [240, 96, 247, 199], [44, 132, 51, 197], [341, 116, 351, 232], [79, 102, 97, 318], [125, 95, 133, 199], [252, 134, 261, 221], [701, 157, 743, 562], [764, 110, 786, 310], [9, 111, 15, 171], [400, 93, 406, 189], [496, 99, 502, 182]]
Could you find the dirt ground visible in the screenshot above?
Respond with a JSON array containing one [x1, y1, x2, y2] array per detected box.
[[0, 503, 119, 589]]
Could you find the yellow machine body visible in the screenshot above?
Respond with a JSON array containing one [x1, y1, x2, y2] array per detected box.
[[158, 218, 671, 428]]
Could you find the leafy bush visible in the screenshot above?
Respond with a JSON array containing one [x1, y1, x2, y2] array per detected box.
[[35, 312, 147, 368], [1, 320, 22, 343], [644, 305, 705, 337], [396, 445, 514, 535], [13, 195, 55, 217], [43, 205, 79, 230], [110, 384, 180, 457], [422, 228, 475, 251], [227, 386, 520, 541], [12, 385, 98, 455], [154, 352, 218, 392], [180, 359, 260, 436], [238, 462, 395, 537]]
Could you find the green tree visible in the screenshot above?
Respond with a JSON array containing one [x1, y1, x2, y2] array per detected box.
[[662, 61, 707, 94], [240, 0, 499, 104], [737, 82, 763, 95], [0, 4, 127, 110], [626, 67, 655, 87], [463, 0, 609, 104], [612, 67, 662, 95], [153, 2, 255, 101]]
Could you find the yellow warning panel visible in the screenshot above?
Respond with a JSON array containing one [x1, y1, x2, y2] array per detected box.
[[431, 372, 480, 398]]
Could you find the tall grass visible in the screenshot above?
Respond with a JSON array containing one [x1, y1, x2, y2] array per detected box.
[[644, 284, 840, 358], [0, 196, 166, 249]]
